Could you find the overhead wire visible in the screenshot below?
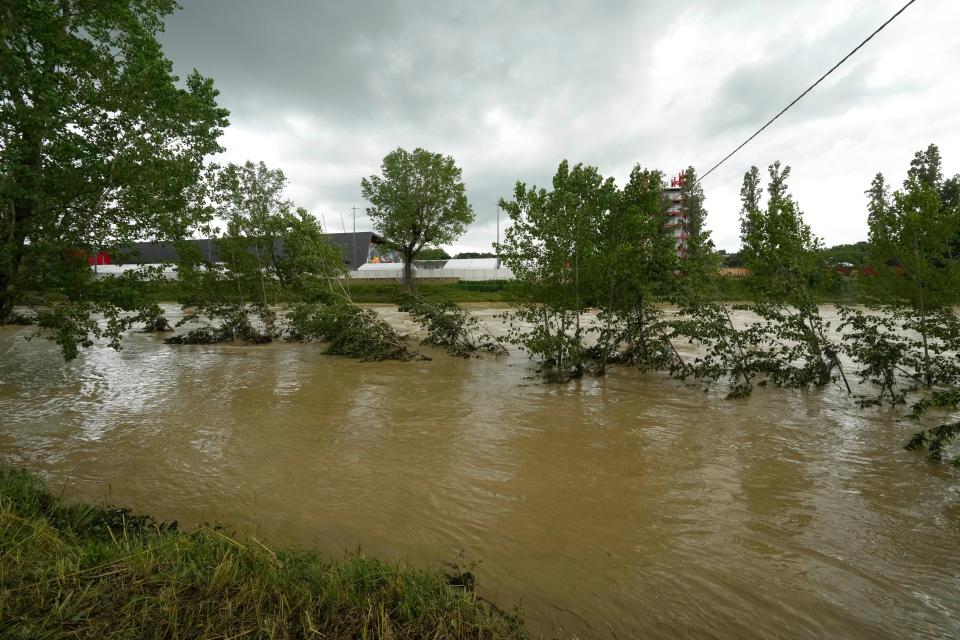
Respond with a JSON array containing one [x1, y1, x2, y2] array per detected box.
[[697, 0, 919, 184]]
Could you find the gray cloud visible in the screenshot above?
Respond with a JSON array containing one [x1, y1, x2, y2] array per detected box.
[[700, 8, 915, 137]]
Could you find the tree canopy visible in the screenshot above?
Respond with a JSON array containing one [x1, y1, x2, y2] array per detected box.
[[360, 147, 473, 288], [1, 0, 229, 356]]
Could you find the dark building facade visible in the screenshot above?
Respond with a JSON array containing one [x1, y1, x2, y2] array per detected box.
[[113, 232, 384, 271]]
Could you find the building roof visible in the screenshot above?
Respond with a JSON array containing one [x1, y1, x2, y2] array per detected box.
[[324, 232, 385, 270]]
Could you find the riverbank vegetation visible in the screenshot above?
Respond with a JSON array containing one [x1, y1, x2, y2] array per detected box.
[[0, 466, 527, 639], [287, 298, 421, 361]]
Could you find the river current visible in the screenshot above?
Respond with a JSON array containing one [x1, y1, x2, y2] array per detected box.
[[0, 304, 958, 638]]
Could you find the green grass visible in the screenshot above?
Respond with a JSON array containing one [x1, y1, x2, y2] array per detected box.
[[0, 466, 527, 639], [139, 280, 511, 304], [342, 281, 510, 304]]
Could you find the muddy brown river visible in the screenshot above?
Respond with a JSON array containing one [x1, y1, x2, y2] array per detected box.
[[1, 305, 958, 638]]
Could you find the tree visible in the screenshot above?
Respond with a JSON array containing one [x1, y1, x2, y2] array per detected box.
[[822, 242, 869, 267], [0, 0, 229, 357], [667, 168, 761, 398], [739, 165, 762, 243], [498, 161, 678, 381], [454, 251, 495, 259], [416, 247, 451, 260], [680, 167, 708, 250], [361, 148, 473, 289], [593, 165, 677, 373], [849, 144, 960, 394], [844, 145, 960, 461], [678, 166, 715, 277], [498, 161, 612, 380], [740, 162, 845, 389]]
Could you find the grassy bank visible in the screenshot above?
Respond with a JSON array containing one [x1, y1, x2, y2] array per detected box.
[[26, 274, 878, 308], [0, 466, 526, 639], [338, 281, 510, 304], [134, 279, 511, 305]]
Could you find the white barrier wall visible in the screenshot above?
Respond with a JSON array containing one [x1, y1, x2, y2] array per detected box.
[[91, 264, 178, 279], [348, 268, 514, 281], [90, 263, 514, 282]]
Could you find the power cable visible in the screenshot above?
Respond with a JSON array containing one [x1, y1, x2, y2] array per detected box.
[[697, 0, 919, 183]]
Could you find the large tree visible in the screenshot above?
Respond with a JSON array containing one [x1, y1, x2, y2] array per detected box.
[[361, 147, 473, 288], [498, 160, 677, 381], [0, 0, 228, 352]]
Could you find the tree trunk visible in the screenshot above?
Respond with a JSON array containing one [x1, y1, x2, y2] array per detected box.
[[402, 246, 417, 290], [2, 120, 39, 323], [0, 278, 14, 322], [1, 200, 31, 323]]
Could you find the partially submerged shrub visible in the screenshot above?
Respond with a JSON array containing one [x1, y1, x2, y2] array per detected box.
[[0, 311, 34, 326], [166, 303, 274, 345], [667, 301, 763, 398], [837, 305, 960, 462], [591, 301, 676, 373], [840, 305, 960, 405], [749, 301, 848, 391], [905, 390, 960, 463], [398, 293, 507, 358], [502, 304, 588, 383], [287, 299, 419, 361], [135, 303, 173, 332]]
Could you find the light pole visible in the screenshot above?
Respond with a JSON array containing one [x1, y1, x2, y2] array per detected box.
[[495, 204, 500, 270], [351, 206, 357, 270]]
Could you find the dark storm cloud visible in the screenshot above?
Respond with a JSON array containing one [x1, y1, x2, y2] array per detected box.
[[163, 1, 674, 128]]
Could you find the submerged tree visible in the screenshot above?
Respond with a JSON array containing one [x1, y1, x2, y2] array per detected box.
[[665, 168, 763, 397], [171, 161, 345, 344], [591, 165, 677, 374], [497, 161, 609, 381], [287, 296, 419, 361], [1, 0, 229, 358], [498, 161, 679, 381], [843, 144, 960, 461], [858, 144, 960, 386], [361, 148, 473, 289], [740, 162, 846, 390]]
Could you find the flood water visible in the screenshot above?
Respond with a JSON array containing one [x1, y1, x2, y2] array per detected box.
[[1, 304, 958, 638]]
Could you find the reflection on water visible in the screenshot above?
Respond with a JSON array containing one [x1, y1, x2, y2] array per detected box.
[[0, 305, 958, 639]]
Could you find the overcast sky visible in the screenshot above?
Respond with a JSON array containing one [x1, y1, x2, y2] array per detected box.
[[160, 0, 960, 253]]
